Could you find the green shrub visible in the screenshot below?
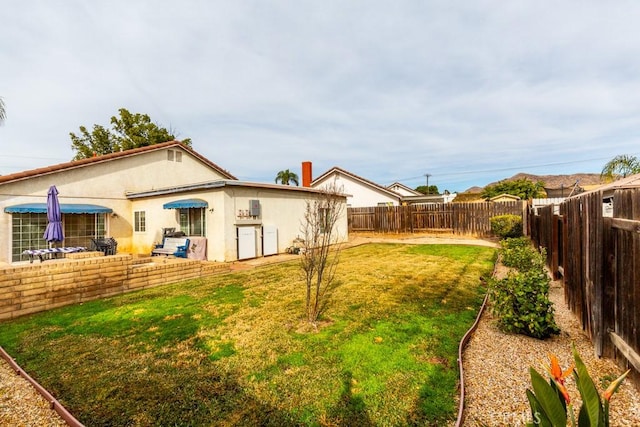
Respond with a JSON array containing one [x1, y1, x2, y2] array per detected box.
[[489, 269, 560, 339], [500, 237, 546, 272], [490, 237, 559, 339], [490, 214, 523, 239]]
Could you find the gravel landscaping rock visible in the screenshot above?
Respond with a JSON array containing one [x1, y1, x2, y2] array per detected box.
[[0, 356, 67, 427], [462, 276, 640, 426]]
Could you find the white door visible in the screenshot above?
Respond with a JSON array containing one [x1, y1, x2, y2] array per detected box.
[[262, 225, 278, 256], [237, 227, 256, 260]]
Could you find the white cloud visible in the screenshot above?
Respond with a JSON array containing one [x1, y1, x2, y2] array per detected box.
[[2, 1, 640, 191]]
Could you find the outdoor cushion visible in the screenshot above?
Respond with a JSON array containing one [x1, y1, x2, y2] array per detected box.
[[22, 247, 86, 263], [151, 237, 190, 258]]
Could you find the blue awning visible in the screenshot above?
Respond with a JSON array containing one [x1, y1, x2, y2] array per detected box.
[[163, 198, 208, 209], [4, 203, 113, 214]]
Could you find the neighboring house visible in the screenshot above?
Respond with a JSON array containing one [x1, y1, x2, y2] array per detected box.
[[310, 167, 457, 207], [544, 185, 584, 198], [570, 173, 640, 218], [387, 183, 458, 204], [387, 182, 422, 197], [489, 193, 521, 203], [310, 167, 402, 207], [0, 141, 348, 264], [401, 191, 457, 205]]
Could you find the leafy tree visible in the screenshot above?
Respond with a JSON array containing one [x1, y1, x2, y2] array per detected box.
[[275, 169, 300, 186], [0, 96, 6, 124], [481, 179, 545, 201], [415, 185, 439, 195], [601, 154, 640, 181], [70, 108, 191, 160]]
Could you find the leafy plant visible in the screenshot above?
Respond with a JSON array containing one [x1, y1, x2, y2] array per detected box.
[[490, 237, 559, 339], [275, 169, 300, 186], [70, 107, 192, 160], [500, 237, 546, 272], [489, 269, 560, 339], [600, 154, 640, 182], [526, 346, 630, 426], [490, 214, 524, 239], [481, 178, 546, 200]]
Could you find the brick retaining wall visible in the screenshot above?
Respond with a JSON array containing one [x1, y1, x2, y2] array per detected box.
[[0, 252, 230, 320]]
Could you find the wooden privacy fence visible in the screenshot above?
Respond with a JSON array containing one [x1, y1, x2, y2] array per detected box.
[[348, 201, 526, 236], [531, 188, 640, 380]]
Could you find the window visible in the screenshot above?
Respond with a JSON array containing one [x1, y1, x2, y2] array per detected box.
[[63, 213, 106, 248], [179, 208, 205, 236], [11, 213, 106, 262], [167, 150, 182, 162], [134, 211, 146, 232], [11, 213, 48, 262]]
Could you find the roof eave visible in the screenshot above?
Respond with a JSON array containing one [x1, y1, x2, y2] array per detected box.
[[127, 180, 349, 199]]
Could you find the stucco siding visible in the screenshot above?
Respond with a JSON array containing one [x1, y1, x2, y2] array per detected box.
[[129, 191, 227, 260], [313, 173, 400, 207], [221, 186, 348, 262], [0, 146, 348, 265], [0, 147, 231, 264]]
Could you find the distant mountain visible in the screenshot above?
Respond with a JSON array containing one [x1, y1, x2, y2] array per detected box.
[[496, 173, 604, 189], [464, 186, 483, 193], [461, 173, 605, 196]]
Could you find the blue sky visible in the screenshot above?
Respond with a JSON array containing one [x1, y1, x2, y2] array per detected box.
[[2, 1, 640, 192]]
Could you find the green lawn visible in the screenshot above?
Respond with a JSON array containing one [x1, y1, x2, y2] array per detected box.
[[0, 243, 496, 426]]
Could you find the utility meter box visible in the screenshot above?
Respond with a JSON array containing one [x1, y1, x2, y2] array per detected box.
[[249, 200, 261, 216]]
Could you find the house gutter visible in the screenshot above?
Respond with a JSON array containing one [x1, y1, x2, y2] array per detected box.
[[126, 180, 349, 199], [0, 346, 85, 427]]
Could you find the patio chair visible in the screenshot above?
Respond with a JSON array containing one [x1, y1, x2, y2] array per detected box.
[[152, 236, 190, 258], [91, 237, 118, 255]]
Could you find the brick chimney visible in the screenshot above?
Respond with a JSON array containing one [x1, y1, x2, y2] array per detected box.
[[302, 161, 312, 187]]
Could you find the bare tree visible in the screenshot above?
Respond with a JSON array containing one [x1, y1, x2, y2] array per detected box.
[[0, 96, 6, 125], [300, 181, 345, 324]]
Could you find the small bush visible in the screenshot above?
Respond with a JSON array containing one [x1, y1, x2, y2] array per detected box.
[[490, 237, 559, 339], [500, 237, 546, 272], [490, 214, 523, 239]]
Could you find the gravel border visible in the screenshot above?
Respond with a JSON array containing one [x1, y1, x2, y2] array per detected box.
[[462, 275, 640, 426], [0, 354, 68, 426]]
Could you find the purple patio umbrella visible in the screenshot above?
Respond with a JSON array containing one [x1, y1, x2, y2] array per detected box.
[[43, 185, 64, 244]]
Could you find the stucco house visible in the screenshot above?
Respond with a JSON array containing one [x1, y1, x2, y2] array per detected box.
[[489, 193, 521, 203], [310, 166, 402, 208], [0, 141, 348, 264], [310, 167, 457, 207], [387, 182, 422, 197]]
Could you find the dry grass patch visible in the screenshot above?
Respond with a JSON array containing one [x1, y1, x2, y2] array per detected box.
[[0, 243, 495, 426]]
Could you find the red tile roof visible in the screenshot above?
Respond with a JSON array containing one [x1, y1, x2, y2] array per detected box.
[[0, 141, 236, 185]]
